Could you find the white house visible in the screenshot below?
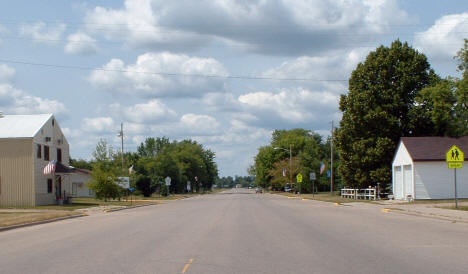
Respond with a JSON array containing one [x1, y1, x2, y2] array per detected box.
[[0, 114, 73, 206], [71, 168, 94, 197], [392, 136, 468, 200]]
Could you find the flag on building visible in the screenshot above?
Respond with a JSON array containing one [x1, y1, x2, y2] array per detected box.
[[320, 162, 326, 175], [282, 168, 286, 177], [43, 160, 57, 175], [128, 165, 134, 174]]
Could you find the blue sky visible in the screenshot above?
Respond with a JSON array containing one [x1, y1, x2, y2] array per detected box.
[[0, 0, 466, 176]]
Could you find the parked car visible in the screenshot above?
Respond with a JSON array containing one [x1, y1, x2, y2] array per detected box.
[[255, 188, 263, 193], [284, 186, 292, 192]]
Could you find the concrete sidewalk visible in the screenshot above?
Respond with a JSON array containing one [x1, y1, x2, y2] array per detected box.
[[348, 200, 468, 223]]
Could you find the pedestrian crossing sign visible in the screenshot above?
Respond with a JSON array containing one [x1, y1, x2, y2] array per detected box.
[[446, 145, 464, 169]]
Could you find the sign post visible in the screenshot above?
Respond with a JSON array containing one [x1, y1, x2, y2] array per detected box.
[[296, 173, 303, 194], [446, 145, 464, 209], [310, 172, 316, 198], [165, 177, 171, 195]]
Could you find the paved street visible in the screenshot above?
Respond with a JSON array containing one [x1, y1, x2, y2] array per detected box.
[[1, 189, 468, 274]]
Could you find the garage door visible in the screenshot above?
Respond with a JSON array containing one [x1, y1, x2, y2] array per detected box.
[[394, 166, 402, 199], [403, 165, 413, 199]]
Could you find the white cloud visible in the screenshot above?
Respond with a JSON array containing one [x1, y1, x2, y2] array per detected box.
[[180, 114, 221, 136], [0, 84, 67, 115], [89, 52, 228, 97], [64, 31, 99, 55], [82, 0, 410, 56], [19, 21, 66, 44], [0, 64, 15, 83], [263, 48, 367, 82], [82, 117, 116, 134], [84, 0, 206, 50], [238, 87, 340, 128], [414, 13, 468, 61], [109, 99, 177, 123]]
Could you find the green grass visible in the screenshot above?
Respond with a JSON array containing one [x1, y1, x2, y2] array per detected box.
[[0, 189, 223, 211], [438, 205, 468, 211], [272, 191, 380, 204], [0, 211, 81, 227], [409, 199, 468, 204]]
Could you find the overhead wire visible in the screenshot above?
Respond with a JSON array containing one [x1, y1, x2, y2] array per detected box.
[[0, 58, 348, 82]]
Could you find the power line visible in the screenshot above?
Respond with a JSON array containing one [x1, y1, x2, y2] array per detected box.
[[0, 58, 348, 82]]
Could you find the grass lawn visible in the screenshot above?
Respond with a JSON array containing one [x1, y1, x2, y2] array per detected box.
[[407, 199, 468, 204], [438, 205, 468, 211], [272, 191, 379, 204], [0, 211, 80, 227]]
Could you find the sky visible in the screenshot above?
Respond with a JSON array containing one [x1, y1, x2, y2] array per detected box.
[[0, 0, 466, 177]]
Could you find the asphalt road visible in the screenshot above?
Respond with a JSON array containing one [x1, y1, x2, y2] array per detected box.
[[1, 189, 468, 274]]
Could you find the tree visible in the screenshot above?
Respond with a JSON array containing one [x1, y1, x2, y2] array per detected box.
[[88, 139, 122, 201], [454, 39, 468, 136], [70, 158, 93, 170], [336, 40, 436, 189], [252, 129, 330, 192]]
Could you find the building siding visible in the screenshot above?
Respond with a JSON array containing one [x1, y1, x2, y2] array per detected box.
[[414, 162, 468, 199], [0, 138, 35, 206], [71, 172, 94, 197], [33, 116, 71, 205]]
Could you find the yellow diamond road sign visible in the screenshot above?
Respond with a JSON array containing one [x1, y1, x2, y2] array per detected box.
[[446, 145, 464, 169], [296, 173, 303, 183]]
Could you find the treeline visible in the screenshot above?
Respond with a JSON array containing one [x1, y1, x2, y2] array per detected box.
[[216, 175, 255, 188], [336, 39, 467, 191], [252, 39, 467, 193], [72, 137, 218, 199], [251, 129, 338, 192]]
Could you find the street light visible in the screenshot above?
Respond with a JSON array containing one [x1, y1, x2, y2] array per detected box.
[[274, 145, 292, 191]]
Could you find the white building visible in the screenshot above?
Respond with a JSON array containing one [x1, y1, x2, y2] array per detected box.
[[0, 114, 73, 206], [71, 168, 94, 197], [392, 136, 468, 200]]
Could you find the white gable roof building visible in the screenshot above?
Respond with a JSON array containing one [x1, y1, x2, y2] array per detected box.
[[392, 137, 468, 200], [0, 114, 73, 206]]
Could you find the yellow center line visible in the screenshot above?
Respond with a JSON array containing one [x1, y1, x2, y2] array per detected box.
[[381, 208, 390, 213], [181, 258, 194, 273]]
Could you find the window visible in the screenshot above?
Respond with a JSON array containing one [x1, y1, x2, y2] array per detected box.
[[36, 144, 42, 159], [47, 179, 53, 193], [44, 146, 49, 161], [57, 148, 62, 163]]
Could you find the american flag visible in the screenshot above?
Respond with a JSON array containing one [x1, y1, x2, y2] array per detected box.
[[320, 162, 326, 175], [43, 160, 57, 175]]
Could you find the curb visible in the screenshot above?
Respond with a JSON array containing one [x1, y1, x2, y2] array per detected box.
[[104, 203, 156, 213], [0, 213, 87, 232]]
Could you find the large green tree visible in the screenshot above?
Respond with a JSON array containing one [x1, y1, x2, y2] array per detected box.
[[252, 129, 334, 192], [336, 40, 437, 189], [88, 139, 122, 201]]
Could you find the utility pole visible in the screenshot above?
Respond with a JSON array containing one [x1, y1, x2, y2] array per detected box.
[[118, 123, 124, 172], [289, 144, 292, 191], [330, 120, 334, 193]]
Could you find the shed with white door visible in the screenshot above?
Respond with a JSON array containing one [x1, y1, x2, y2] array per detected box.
[[392, 136, 468, 200]]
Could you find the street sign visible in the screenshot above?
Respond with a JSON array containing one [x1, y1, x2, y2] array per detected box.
[[116, 177, 130, 189], [446, 145, 464, 209], [165, 176, 171, 186], [296, 173, 303, 183], [446, 145, 464, 169], [309, 172, 316, 181]]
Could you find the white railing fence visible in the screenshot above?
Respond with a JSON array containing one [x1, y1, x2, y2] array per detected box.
[[341, 188, 378, 200]]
